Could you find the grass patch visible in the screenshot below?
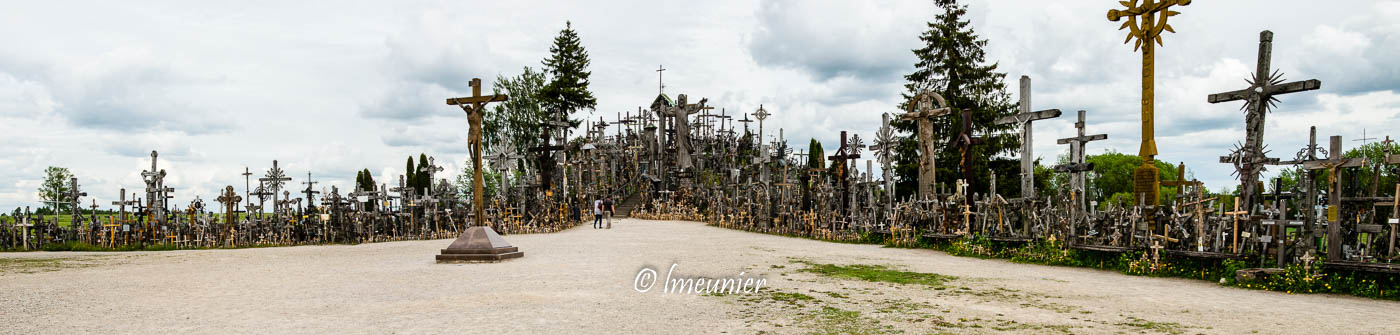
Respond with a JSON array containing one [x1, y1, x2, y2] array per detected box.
[[795, 261, 954, 288], [796, 306, 896, 335], [770, 291, 816, 304], [1118, 316, 1185, 334]]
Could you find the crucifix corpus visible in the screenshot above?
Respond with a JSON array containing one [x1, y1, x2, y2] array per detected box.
[[440, 78, 523, 263], [447, 78, 509, 228], [1108, 0, 1190, 206], [899, 90, 953, 197]]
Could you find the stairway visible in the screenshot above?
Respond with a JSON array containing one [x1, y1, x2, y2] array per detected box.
[[613, 193, 643, 218]]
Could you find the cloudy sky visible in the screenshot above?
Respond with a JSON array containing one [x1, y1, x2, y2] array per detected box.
[[1, 0, 1397, 211]]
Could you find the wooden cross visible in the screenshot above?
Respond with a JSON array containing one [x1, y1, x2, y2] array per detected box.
[[952, 108, 986, 193], [1210, 30, 1321, 213], [301, 171, 320, 211], [17, 214, 33, 250], [1303, 135, 1366, 258], [1107, 0, 1190, 206], [446, 78, 508, 227], [827, 131, 862, 216], [1054, 110, 1108, 212], [900, 90, 953, 197], [110, 188, 139, 230], [994, 75, 1061, 200], [1224, 197, 1249, 253], [216, 186, 242, 224]]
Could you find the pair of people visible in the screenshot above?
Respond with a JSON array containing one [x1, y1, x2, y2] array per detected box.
[[592, 196, 614, 229]]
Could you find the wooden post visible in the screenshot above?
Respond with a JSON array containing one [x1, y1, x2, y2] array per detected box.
[[1224, 197, 1249, 253]]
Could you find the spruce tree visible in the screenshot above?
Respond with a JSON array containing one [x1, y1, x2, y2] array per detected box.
[[416, 153, 431, 194], [405, 157, 416, 194], [895, 0, 1019, 199], [539, 21, 597, 121]]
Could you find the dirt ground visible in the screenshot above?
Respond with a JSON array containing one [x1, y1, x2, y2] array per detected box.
[[1, 218, 1396, 334]]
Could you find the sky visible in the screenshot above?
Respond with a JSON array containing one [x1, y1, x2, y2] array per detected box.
[[1, 0, 1398, 212]]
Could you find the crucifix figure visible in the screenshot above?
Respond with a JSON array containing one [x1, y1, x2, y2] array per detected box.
[[1108, 0, 1190, 206], [1302, 135, 1366, 259], [446, 77, 508, 227], [994, 75, 1061, 200], [1054, 110, 1108, 213], [827, 131, 862, 216], [659, 94, 706, 171], [899, 90, 953, 197], [1211, 30, 1322, 214], [951, 108, 985, 197]]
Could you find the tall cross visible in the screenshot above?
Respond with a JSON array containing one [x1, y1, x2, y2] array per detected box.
[[952, 108, 985, 193], [260, 160, 292, 221], [302, 171, 320, 210], [241, 167, 253, 209], [870, 113, 899, 209], [899, 90, 954, 197], [827, 131, 862, 216], [1108, 0, 1190, 206], [111, 188, 139, 230], [446, 77, 508, 227], [1054, 110, 1108, 212], [994, 75, 1062, 200], [656, 65, 666, 95], [141, 150, 169, 225], [1210, 30, 1321, 214], [1302, 135, 1366, 258]]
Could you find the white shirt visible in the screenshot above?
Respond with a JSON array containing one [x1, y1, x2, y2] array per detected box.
[[593, 199, 603, 215]]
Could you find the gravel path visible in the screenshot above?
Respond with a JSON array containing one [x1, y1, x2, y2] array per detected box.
[[1, 219, 1396, 334]]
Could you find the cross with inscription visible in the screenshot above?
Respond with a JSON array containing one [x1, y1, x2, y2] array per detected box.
[[445, 78, 508, 227], [994, 75, 1061, 200], [1210, 30, 1321, 213]]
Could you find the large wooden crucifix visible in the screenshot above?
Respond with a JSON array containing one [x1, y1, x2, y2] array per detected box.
[[994, 75, 1062, 200], [827, 131, 862, 216], [1210, 30, 1322, 214], [446, 78, 508, 227], [899, 90, 953, 197], [1108, 0, 1190, 206], [1053, 110, 1108, 213], [951, 108, 985, 199], [1302, 135, 1366, 259]]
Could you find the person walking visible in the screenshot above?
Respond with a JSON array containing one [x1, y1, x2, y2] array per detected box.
[[592, 197, 603, 229], [603, 195, 615, 229]]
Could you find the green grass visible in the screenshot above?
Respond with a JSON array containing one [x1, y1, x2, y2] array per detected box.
[[796, 306, 896, 335], [769, 291, 815, 304], [794, 260, 955, 288]]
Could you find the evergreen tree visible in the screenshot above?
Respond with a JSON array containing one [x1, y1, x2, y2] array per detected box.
[[539, 21, 597, 121], [38, 166, 74, 212], [416, 153, 431, 194], [807, 139, 825, 170], [405, 156, 416, 194], [895, 0, 1019, 199], [487, 66, 550, 160]]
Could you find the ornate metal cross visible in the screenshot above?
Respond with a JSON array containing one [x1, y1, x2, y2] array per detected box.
[[1211, 30, 1321, 214], [1108, 0, 1190, 206]]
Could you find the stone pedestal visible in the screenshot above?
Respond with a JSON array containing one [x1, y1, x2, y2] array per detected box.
[[435, 226, 524, 263]]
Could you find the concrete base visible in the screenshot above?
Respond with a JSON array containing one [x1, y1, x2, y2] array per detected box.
[[435, 226, 524, 263]]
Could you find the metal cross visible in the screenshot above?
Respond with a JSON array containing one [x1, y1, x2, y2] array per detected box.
[[1108, 0, 1191, 206]]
